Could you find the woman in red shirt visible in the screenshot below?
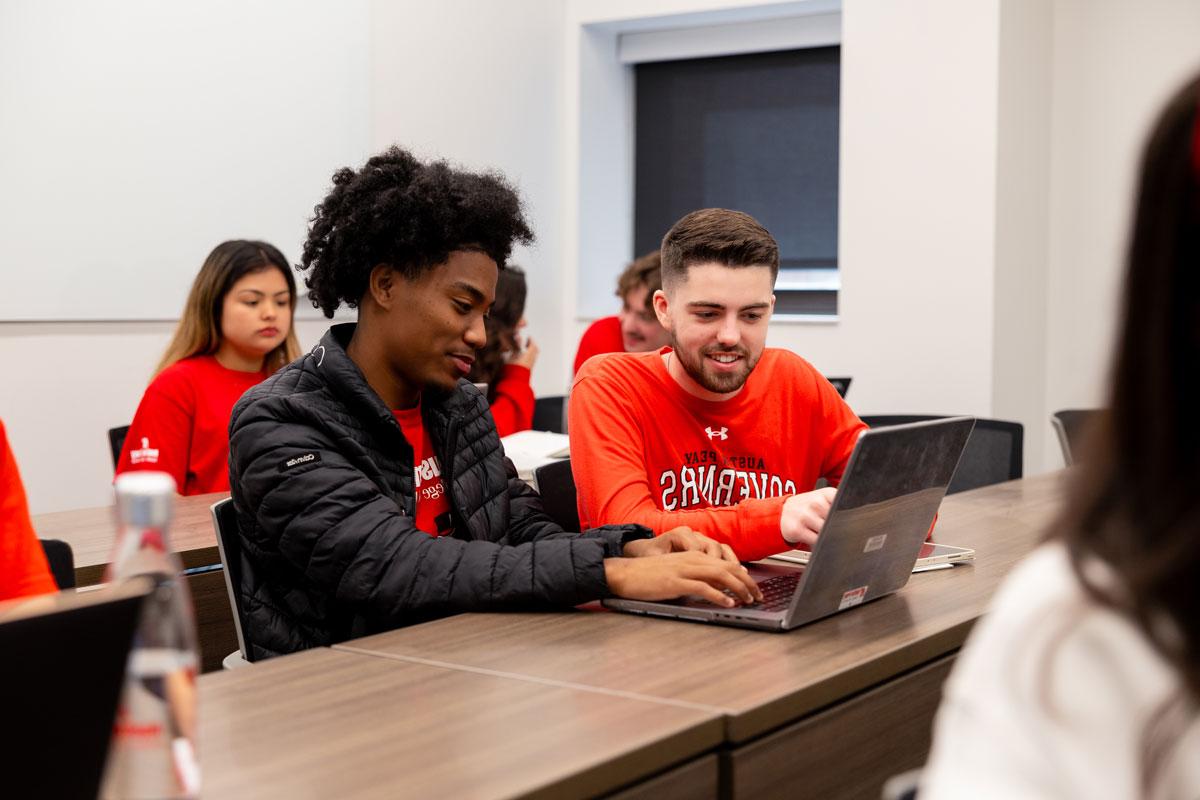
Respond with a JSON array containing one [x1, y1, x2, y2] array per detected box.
[[116, 240, 300, 495], [467, 265, 538, 437]]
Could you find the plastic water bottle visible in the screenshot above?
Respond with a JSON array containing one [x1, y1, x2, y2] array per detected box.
[[101, 472, 201, 799]]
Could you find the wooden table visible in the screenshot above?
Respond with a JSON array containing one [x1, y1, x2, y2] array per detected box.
[[39, 472, 1066, 797], [33, 491, 233, 673], [199, 646, 724, 799], [330, 472, 1066, 799]]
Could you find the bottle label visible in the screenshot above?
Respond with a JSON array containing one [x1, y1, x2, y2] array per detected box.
[[102, 650, 199, 799]]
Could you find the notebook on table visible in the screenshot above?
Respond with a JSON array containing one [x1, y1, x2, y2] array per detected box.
[[771, 541, 975, 573], [603, 416, 975, 631]]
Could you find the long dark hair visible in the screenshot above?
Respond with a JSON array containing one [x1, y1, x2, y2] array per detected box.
[[468, 266, 527, 395], [155, 240, 300, 377], [1053, 75, 1200, 715]]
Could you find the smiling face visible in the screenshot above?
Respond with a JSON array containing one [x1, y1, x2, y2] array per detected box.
[[654, 262, 775, 400], [366, 250, 498, 406], [619, 284, 671, 352], [216, 266, 292, 370]]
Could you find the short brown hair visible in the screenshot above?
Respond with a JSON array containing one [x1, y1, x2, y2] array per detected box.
[[660, 208, 779, 288], [615, 250, 662, 312]]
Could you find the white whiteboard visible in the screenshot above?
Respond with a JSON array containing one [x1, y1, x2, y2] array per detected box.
[[0, 0, 370, 320]]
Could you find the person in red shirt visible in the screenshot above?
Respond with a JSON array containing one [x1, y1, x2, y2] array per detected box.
[[572, 251, 671, 374], [570, 208, 867, 562], [0, 418, 57, 600], [116, 240, 301, 495], [467, 266, 538, 437]]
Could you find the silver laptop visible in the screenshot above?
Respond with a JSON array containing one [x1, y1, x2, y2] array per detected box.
[[603, 416, 976, 631]]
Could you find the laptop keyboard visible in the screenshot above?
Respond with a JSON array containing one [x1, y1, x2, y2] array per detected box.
[[708, 573, 799, 612], [752, 573, 800, 612]]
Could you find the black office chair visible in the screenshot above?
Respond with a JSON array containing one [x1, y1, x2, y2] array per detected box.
[[533, 459, 581, 532], [531, 395, 566, 434], [210, 498, 254, 667], [859, 415, 1023, 494], [1050, 408, 1102, 466], [825, 376, 852, 398], [107, 425, 130, 470], [39, 539, 75, 590]]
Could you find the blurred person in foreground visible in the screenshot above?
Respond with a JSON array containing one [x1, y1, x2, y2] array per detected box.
[[922, 75, 1200, 799]]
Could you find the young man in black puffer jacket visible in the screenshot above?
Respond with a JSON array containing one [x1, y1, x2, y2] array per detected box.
[[228, 147, 761, 659]]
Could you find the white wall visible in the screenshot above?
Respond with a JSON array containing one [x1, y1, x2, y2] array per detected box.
[[1042, 0, 1200, 466], [992, 0, 1052, 474], [0, 0, 370, 321], [798, 0, 1000, 419], [369, 0, 568, 398]]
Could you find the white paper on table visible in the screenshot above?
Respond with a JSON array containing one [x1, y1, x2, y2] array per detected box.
[[500, 430, 570, 483]]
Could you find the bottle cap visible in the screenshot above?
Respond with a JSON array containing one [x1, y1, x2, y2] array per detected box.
[[114, 471, 177, 528]]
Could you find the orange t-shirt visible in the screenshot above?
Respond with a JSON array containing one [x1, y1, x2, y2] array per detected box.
[[569, 348, 866, 561], [392, 405, 453, 537], [0, 419, 57, 600]]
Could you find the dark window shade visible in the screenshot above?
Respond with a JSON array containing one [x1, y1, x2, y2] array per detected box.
[[634, 47, 840, 316]]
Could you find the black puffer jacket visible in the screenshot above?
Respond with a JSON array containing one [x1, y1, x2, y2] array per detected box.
[[228, 323, 650, 659]]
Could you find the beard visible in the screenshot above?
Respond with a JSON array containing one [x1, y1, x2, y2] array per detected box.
[[669, 334, 759, 395]]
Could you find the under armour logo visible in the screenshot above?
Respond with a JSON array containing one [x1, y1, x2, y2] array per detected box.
[[705, 426, 728, 440]]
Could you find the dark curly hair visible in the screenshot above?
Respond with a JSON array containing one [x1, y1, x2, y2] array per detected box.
[[301, 146, 535, 317], [468, 265, 527, 395]]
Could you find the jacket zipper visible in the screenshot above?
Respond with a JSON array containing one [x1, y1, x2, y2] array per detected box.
[[441, 412, 469, 536]]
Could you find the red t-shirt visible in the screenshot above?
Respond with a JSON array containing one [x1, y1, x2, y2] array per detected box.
[[569, 348, 867, 561], [573, 316, 625, 375], [116, 355, 269, 496], [488, 364, 535, 438], [1, 419, 57, 600], [392, 405, 453, 537]]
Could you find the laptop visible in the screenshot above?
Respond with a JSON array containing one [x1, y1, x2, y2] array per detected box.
[[0, 579, 150, 799], [603, 416, 975, 631]]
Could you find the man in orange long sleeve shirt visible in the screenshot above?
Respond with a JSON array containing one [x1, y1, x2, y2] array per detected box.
[[570, 209, 866, 563]]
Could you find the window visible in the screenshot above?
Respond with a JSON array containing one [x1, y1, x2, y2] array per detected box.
[[634, 47, 840, 317]]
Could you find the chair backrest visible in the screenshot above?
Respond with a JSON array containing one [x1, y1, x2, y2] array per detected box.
[[533, 459, 581, 532], [825, 376, 852, 398], [39, 539, 75, 590], [107, 425, 130, 470], [1050, 408, 1101, 466], [210, 497, 254, 662], [532, 395, 566, 434], [859, 415, 1023, 494]]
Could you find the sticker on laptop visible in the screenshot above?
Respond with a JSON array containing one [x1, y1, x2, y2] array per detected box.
[[864, 534, 887, 553], [838, 586, 868, 610]]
